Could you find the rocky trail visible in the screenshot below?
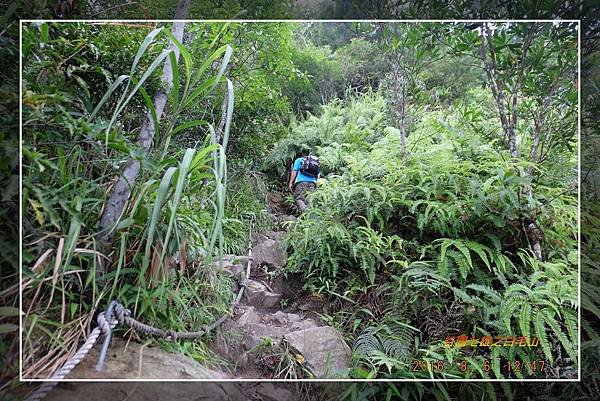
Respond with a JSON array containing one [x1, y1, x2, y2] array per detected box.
[[211, 229, 351, 379], [32, 191, 351, 400], [206, 190, 351, 380]]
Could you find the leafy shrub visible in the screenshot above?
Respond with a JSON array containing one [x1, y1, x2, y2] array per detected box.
[[276, 92, 578, 379], [262, 91, 390, 178], [20, 22, 238, 377]]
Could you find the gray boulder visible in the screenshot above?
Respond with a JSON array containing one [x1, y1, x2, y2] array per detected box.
[[42, 382, 246, 401], [254, 383, 295, 401], [244, 279, 282, 309], [280, 215, 297, 223], [284, 326, 352, 378], [251, 234, 287, 270], [66, 338, 229, 379], [221, 263, 245, 278], [264, 231, 287, 241], [236, 306, 262, 327]]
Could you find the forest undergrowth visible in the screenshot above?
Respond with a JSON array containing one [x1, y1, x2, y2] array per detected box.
[[264, 91, 579, 380], [9, 18, 600, 401]]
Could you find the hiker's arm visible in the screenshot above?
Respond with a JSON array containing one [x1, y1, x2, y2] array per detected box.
[[288, 164, 297, 192]]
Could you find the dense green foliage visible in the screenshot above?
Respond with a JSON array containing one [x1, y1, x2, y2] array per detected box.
[[20, 21, 244, 377], [0, 2, 20, 390], [11, 15, 599, 400], [270, 91, 578, 379], [261, 21, 583, 384]]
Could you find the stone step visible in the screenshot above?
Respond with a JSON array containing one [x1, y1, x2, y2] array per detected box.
[[251, 233, 287, 270], [244, 323, 289, 340], [243, 280, 282, 309], [284, 326, 352, 378], [235, 307, 318, 333], [41, 383, 247, 401]]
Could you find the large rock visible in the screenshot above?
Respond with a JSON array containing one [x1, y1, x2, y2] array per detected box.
[[223, 254, 250, 267], [209, 302, 349, 379], [264, 231, 287, 241], [251, 234, 287, 270], [66, 338, 229, 379], [221, 263, 245, 278], [269, 272, 305, 301], [279, 215, 297, 224], [18, 382, 301, 401], [244, 279, 282, 309], [235, 308, 318, 346], [207, 254, 248, 277], [284, 326, 351, 378], [210, 317, 248, 369], [237, 305, 262, 326]]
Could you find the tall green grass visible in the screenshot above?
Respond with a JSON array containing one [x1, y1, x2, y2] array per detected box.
[[21, 22, 237, 378]]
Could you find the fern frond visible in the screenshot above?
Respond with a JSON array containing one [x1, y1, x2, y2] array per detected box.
[[501, 294, 527, 334], [534, 308, 553, 362], [466, 284, 501, 303], [543, 309, 577, 364]]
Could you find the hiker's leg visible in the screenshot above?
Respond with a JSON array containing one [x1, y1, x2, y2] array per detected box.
[[305, 182, 316, 207], [294, 182, 315, 213], [294, 183, 309, 212]]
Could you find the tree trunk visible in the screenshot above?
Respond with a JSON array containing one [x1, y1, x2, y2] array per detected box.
[[391, 60, 408, 167], [96, 0, 190, 283], [479, 23, 516, 158], [479, 23, 545, 260], [479, 23, 536, 159], [528, 115, 542, 177]]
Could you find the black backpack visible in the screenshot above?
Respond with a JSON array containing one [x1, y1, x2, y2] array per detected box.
[[299, 156, 320, 177]]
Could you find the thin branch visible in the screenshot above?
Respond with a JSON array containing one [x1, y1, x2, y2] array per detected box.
[[89, 3, 139, 18], [509, 24, 537, 135]]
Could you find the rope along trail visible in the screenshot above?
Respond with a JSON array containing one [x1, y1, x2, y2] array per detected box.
[[26, 221, 254, 401]]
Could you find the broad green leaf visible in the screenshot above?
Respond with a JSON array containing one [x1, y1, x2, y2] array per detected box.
[[192, 44, 232, 87], [142, 166, 177, 277], [130, 27, 164, 77], [0, 306, 21, 317], [138, 81, 159, 143], [168, 51, 180, 111], [0, 324, 18, 334], [160, 149, 196, 266], [106, 48, 172, 146], [171, 119, 208, 136]]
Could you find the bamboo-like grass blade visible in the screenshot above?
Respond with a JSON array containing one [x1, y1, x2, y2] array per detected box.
[[109, 234, 127, 302], [130, 27, 164, 77], [142, 166, 177, 279], [221, 79, 234, 153], [138, 82, 160, 144], [160, 149, 196, 268], [61, 196, 83, 271], [164, 29, 193, 83], [171, 119, 208, 136], [89, 74, 128, 120], [106, 48, 172, 146], [168, 51, 180, 112], [192, 44, 232, 87]]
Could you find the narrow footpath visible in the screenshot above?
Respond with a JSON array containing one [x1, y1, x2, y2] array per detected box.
[[210, 190, 351, 379]]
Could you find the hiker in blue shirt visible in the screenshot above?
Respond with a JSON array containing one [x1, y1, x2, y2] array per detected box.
[[288, 155, 320, 212]]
